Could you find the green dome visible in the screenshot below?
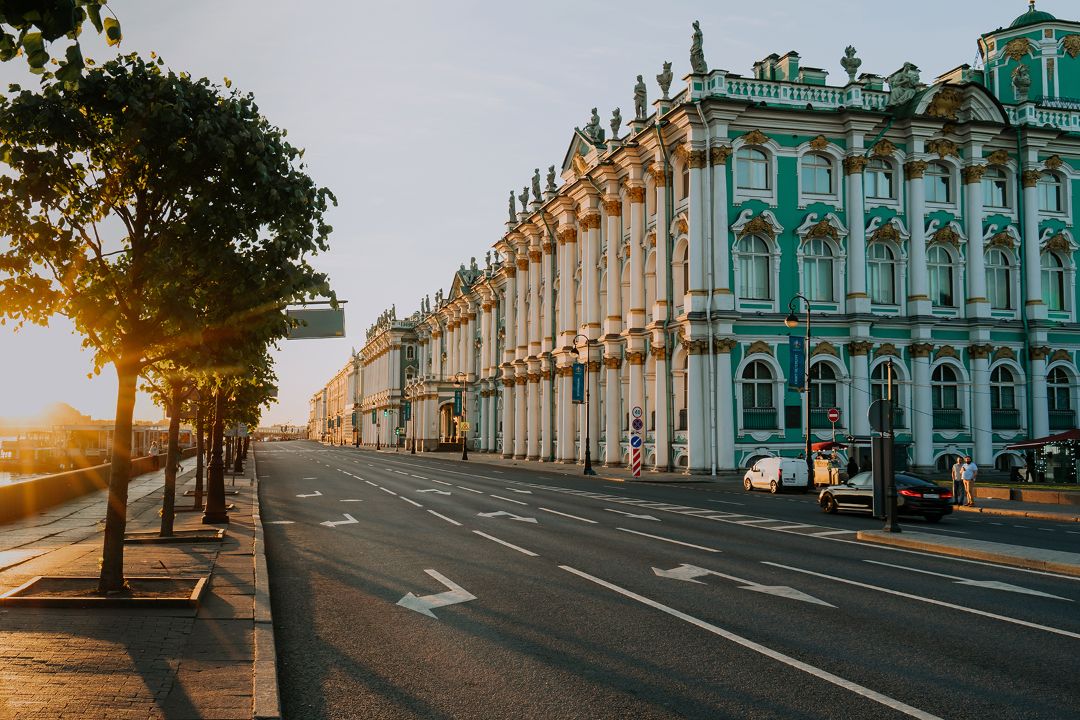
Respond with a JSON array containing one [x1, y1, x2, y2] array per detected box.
[[1010, 6, 1056, 28]]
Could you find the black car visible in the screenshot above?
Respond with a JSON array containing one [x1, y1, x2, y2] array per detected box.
[[818, 471, 954, 522]]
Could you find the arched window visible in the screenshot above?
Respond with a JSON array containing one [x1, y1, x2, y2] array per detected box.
[[1038, 172, 1063, 213], [990, 366, 1016, 411], [801, 153, 833, 195], [1048, 367, 1071, 411], [871, 361, 902, 425], [932, 364, 962, 429], [864, 158, 894, 199], [741, 361, 774, 408], [1042, 252, 1066, 311], [928, 245, 955, 307], [736, 147, 770, 190], [926, 163, 951, 203], [986, 249, 1013, 310], [982, 167, 1008, 208], [803, 238, 834, 302], [809, 363, 837, 409], [680, 162, 690, 200], [868, 242, 896, 304], [737, 235, 771, 300]]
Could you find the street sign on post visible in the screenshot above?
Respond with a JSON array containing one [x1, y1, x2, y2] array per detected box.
[[826, 408, 840, 423], [403, 402, 411, 422], [453, 390, 462, 416], [788, 336, 805, 390], [630, 405, 643, 478], [572, 362, 585, 404]]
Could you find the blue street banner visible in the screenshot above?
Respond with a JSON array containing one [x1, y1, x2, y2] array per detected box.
[[403, 402, 411, 422], [572, 362, 585, 404], [788, 336, 805, 390], [371, 410, 377, 425], [454, 390, 462, 416]]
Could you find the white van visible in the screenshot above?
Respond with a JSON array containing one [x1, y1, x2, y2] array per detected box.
[[742, 457, 810, 493]]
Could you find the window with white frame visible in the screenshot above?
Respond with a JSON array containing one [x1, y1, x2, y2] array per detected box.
[[1048, 367, 1071, 412], [809, 363, 837, 409], [1038, 172, 1063, 213], [986, 248, 1013, 310], [864, 158, 895, 199], [868, 242, 896, 304], [802, 238, 835, 302], [990, 366, 1016, 411], [737, 235, 772, 300], [925, 163, 952, 204], [1042, 252, 1066, 311], [741, 361, 775, 408], [736, 147, 770, 190], [406, 345, 416, 360], [801, 153, 833, 195], [871, 363, 900, 403], [928, 245, 955, 307], [931, 365, 960, 410], [982, 167, 1008, 209], [680, 162, 689, 200]]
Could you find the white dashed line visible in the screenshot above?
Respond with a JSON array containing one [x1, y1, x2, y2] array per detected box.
[[473, 531, 538, 557], [401, 497, 423, 508], [432, 479, 453, 486], [365, 480, 379, 487], [457, 485, 484, 494], [539, 507, 598, 524], [379, 487, 398, 496], [490, 494, 528, 506], [428, 510, 461, 526], [616, 528, 721, 553]]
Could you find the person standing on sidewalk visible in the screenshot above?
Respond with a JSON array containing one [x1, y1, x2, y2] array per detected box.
[[962, 455, 978, 507], [951, 456, 966, 506]]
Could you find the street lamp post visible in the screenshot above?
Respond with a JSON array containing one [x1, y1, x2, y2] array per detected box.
[[410, 389, 417, 455], [785, 294, 813, 488], [456, 373, 469, 461], [571, 334, 597, 476]]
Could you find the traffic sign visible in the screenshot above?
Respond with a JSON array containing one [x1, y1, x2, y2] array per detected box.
[[632, 406, 643, 419], [827, 408, 840, 423], [630, 435, 643, 449], [630, 447, 642, 477], [631, 418, 644, 432]]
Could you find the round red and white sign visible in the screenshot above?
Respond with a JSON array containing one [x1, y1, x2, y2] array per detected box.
[[827, 408, 840, 423]]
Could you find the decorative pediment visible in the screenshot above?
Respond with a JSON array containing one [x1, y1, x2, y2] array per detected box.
[[1044, 155, 1064, 171], [875, 343, 900, 359], [935, 345, 959, 360], [866, 215, 910, 245], [746, 340, 773, 357], [1051, 349, 1073, 363], [1064, 35, 1080, 59], [983, 223, 1020, 250], [871, 139, 897, 158], [561, 130, 597, 177], [811, 341, 839, 357], [731, 208, 784, 241], [740, 129, 770, 146], [986, 149, 1011, 166], [926, 219, 966, 247], [926, 138, 959, 159], [1040, 227, 1077, 254], [993, 347, 1016, 362], [924, 85, 965, 121], [1003, 37, 1034, 62], [672, 213, 689, 236], [796, 212, 848, 244], [809, 134, 829, 151]]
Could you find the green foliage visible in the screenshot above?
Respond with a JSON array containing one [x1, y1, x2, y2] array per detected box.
[[0, 1, 119, 80]]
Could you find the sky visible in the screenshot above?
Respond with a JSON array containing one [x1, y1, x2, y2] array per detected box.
[[0, 0, 1054, 426]]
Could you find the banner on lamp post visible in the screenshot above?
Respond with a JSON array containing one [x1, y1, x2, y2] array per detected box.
[[571, 362, 585, 404], [788, 336, 805, 391], [453, 390, 462, 416]]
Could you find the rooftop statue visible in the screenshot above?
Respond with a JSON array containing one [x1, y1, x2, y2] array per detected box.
[[634, 74, 647, 120], [531, 168, 542, 204], [610, 107, 622, 139], [470, 256, 478, 275], [390, 304, 396, 320], [485, 251, 492, 269], [1012, 63, 1031, 102], [508, 190, 516, 223], [657, 61, 673, 100], [583, 107, 605, 144], [545, 165, 556, 193], [886, 62, 921, 107], [518, 186, 530, 212], [690, 21, 707, 74], [841, 46, 861, 83]]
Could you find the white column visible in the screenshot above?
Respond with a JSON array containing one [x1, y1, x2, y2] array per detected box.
[[1031, 350, 1050, 438], [712, 148, 733, 311], [557, 364, 576, 462], [964, 165, 988, 318], [970, 348, 992, 466], [687, 151, 706, 312], [715, 342, 735, 469], [558, 224, 578, 346], [653, 345, 670, 470], [584, 210, 601, 337], [604, 198, 623, 335], [849, 344, 871, 437], [514, 253, 529, 459], [604, 355, 622, 465], [527, 374, 540, 460], [912, 344, 934, 469], [1021, 170, 1045, 320], [628, 186, 646, 328], [542, 240, 555, 352], [652, 166, 670, 322], [905, 162, 930, 315], [845, 157, 869, 314], [500, 270, 516, 457], [540, 362, 553, 461], [687, 343, 707, 473], [529, 247, 542, 355]]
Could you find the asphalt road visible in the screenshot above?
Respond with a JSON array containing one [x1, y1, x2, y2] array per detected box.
[[257, 441, 1080, 720]]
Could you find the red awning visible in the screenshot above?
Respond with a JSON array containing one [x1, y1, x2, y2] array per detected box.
[[1005, 428, 1080, 450], [811, 441, 847, 452]]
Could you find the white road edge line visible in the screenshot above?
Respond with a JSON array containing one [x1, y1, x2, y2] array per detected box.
[[764, 562, 1080, 640], [559, 565, 942, 720], [616, 528, 721, 553], [490, 494, 528, 506], [472, 531, 538, 557], [401, 497, 423, 508], [539, 507, 598, 524], [427, 510, 461, 526]]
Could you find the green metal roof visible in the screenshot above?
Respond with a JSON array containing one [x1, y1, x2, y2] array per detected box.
[[1010, 6, 1056, 28]]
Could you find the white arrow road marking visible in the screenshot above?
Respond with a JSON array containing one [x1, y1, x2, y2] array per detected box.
[[505, 488, 533, 494], [396, 569, 476, 619], [266, 521, 295, 525], [296, 491, 322, 498], [320, 514, 359, 528], [478, 510, 537, 523], [652, 564, 835, 606], [417, 489, 451, 495], [605, 508, 659, 521], [864, 560, 1072, 600]]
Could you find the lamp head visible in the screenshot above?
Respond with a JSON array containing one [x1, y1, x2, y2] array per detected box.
[[784, 312, 799, 329], [570, 346, 580, 357]]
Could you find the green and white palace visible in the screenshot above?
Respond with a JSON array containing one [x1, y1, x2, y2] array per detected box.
[[312, 5, 1080, 475]]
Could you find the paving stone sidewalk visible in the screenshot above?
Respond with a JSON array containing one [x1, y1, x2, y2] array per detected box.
[[0, 460, 266, 720]]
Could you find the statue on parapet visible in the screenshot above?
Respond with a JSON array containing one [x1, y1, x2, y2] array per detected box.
[[841, 46, 861, 83], [518, 186, 529, 212], [531, 168, 542, 204], [657, 61, 673, 100], [583, 107, 605, 144], [690, 21, 707, 74], [634, 74, 647, 120], [545, 165, 556, 193], [508, 190, 516, 223], [470, 256, 479, 275], [610, 107, 622, 139], [886, 62, 921, 107], [1012, 63, 1031, 102], [485, 251, 492, 269]]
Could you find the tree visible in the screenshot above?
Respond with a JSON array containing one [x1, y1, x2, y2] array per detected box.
[[0, 1, 121, 83], [141, 365, 196, 537], [0, 54, 335, 593]]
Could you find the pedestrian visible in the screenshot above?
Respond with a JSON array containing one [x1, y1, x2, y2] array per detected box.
[[846, 455, 859, 480], [961, 455, 978, 507], [951, 456, 966, 506]]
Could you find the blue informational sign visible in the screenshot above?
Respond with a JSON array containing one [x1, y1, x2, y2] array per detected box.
[[788, 336, 805, 390], [630, 435, 643, 449], [372, 410, 377, 425], [403, 402, 411, 422], [454, 390, 462, 416], [571, 362, 585, 404]]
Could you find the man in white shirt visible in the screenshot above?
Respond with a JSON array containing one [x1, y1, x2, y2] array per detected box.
[[961, 455, 978, 507]]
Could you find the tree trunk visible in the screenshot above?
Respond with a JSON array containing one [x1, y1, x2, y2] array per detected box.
[[233, 432, 244, 473], [98, 357, 139, 594], [159, 384, 183, 536], [203, 387, 229, 523], [194, 405, 204, 511]]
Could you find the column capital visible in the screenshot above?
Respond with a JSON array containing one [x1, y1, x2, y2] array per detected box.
[[843, 155, 869, 175], [847, 340, 874, 356], [557, 226, 577, 245], [602, 198, 623, 216], [962, 164, 987, 184], [714, 337, 738, 354], [578, 211, 602, 229], [909, 342, 934, 358], [710, 145, 732, 165], [626, 185, 646, 203], [528, 248, 542, 263], [626, 350, 646, 365], [603, 355, 622, 369], [904, 160, 928, 180], [1029, 345, 1052, 360], [1021, 169, 1042, 188], [556, 365, 575, 377], [648, 163, 667, 186], [687, 149, 708, 169], [515, 256, 530, 271], [650, 345, 668, 360], [968, 343, 994, 359]]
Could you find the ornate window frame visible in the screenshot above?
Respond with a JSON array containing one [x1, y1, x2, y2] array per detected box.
[[796, 140, 845, 210], [864, 155, 903, 211], [989, 359, 1026, 435], [983, 224, 1021, 318], [731, 209, 785, 313], [924, 158, 960, 211], [731, 134, 781, 207], [926, 219, 967, 316], [806, 356, 849, 434], [870, 357, 909, 427], [930, 359, 968, 438], [1039, 228, 1077, 321], [735, 351, 785, 441], [795, 213, 847, 312], [1037, 169, 1071, 219]]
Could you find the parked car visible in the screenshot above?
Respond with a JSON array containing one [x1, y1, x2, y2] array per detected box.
[[743, 457, 810, 493], [818, 471, 953, 522]]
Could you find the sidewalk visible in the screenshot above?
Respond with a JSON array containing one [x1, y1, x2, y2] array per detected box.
[[858, 529, 1080, 576], [0, 458, 273, 720], [955, 496, 1080, 523]]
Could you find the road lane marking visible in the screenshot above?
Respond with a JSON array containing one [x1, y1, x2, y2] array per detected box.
[[863, 560, 1071, 600], [457, 485, 484, 493], [539, 507, 598, 524], [379, 487, 398, 496], [765, 562, 1080, 640], [473, 531, 538, 557], [605, 508, 659, 521], [734, 519, 780, 525], [411, 474, 427, 479], [401, 497, 423, 508], [769, 524, 815, 531], [365, 480, 379, 487], [397, 569, 476, 619], [706, 499, 746, 506], [616, 528, 721, 553], [560, 566, 942, 720], [296, 491, 322, 498], [490, 494, 528, 506], [427, 510, 461, 526], [810, 529, 854, 537], [340, 499, 363, 503], [432, 479, 453, 486], [652, 564, 835, 607], [266, 521, 295, 525]]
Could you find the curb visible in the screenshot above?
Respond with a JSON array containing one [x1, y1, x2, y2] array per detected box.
[[251, 451, 281, 720], [857, 529, 1080, 577], [955, 505, 1080, 522]]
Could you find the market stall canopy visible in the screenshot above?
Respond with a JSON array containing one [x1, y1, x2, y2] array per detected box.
[[811, 441, 847, 452], [1005, 428, 1080, 450]]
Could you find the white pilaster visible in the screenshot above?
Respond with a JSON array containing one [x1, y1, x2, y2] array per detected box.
[[845, 157, 869, 314], [964, 165, 989, 318], [1021, 170, 1046, 320], [687, 344, 707, 473], [628, 186, 646, 328], [652, 345, 671, 470], [603, 355, 622, 465], [912, 344, 934, 469], [970, 351, 993, 466], [905, 162, 931, 315]]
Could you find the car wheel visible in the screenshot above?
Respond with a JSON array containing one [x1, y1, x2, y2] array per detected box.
[[743, 477, 753, 492], [923, 513, 943, 523], [821, 494, 838, 514], [769, 480, 779, 494]]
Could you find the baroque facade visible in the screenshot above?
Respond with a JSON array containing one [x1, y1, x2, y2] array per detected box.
[[312, 6, 1080, 473]]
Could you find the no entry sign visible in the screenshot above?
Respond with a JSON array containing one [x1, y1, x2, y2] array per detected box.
[[827, 408, 840, 423]]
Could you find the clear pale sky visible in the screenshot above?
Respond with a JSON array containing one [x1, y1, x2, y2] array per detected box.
[[0, 0, 1052, 425]]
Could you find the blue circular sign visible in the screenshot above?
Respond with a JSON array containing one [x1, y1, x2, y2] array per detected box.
[[630, 435, 643, 448]]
